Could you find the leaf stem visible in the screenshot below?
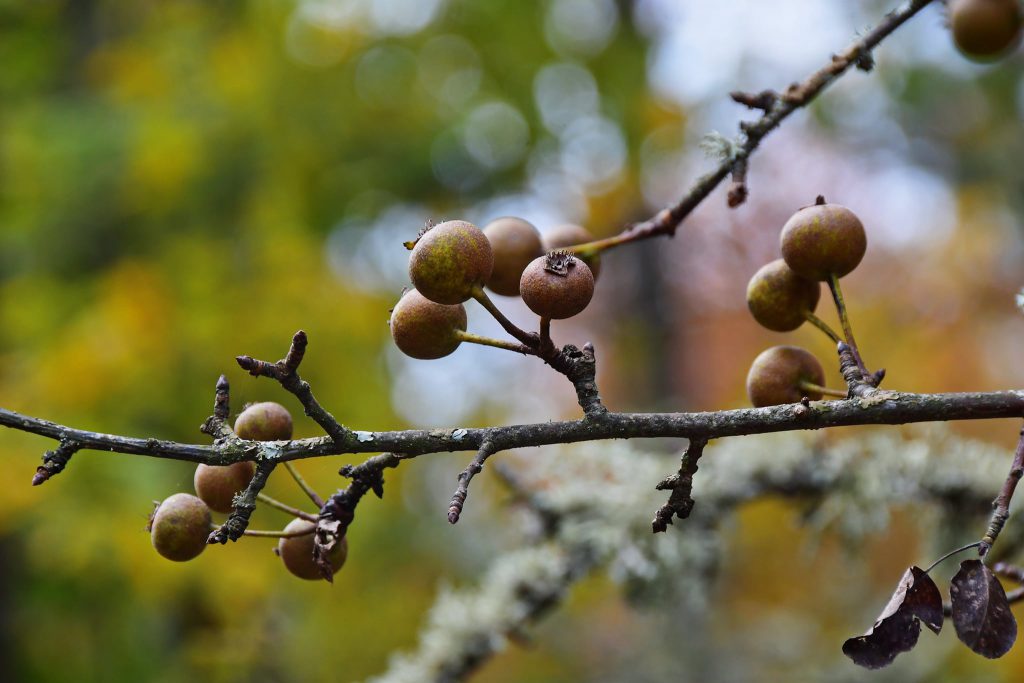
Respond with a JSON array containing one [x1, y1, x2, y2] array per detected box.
[[803, 311, 843, 344], [470, 286, 538, 348], [455, 331, 535, 355], [798, 381, 847, 398], [924, 541, 981, 574]]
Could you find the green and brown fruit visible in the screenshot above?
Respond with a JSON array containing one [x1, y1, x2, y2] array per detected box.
[[746, 345, 826, 407], [150, 493, 212, 562], [948, 0, 1022, 60], [234, 402, 293, 441], [520, 252, 595, 320], [390, 288, 467, 359], [780, 198, 866, 281], [277, 518, 348, 580], [194, 461, 256, 514], [747, 259, 821, 332], [543, 224, 601, 280], [409, 220, 493, 304], [483, 217, 544, 296]]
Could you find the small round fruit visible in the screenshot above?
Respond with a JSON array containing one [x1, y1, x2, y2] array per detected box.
[[234, 402, 293, 441], [277, 518, 348, 580], [194, 461, 256, 514], [520, 252, 595, 320], [543, 224, 601, 280], [409, 220, 493, 304], [746, 259, 821, 332], [746, 346, 826, 408], [390, 289, 467, 359], [483, 217, 544, 296], [949, 0, 1022, 60], [151, 493, 212, 562], [780, 199, 866, 281]]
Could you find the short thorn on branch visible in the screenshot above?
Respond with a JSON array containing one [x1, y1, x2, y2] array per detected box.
[[652, 438, 709, 533], [32, 439, 81, 486], [979, 425, 1024, 557], [200, 374, 234, 440], [449, 441, 499, 524]]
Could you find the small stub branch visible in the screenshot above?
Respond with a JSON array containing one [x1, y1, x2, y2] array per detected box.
[[236, 330, 353, 445], [544, 342, 606, 418], [208, 460, 277, 544], [448, 441, 499, 524], [652, 437, 709, 533]]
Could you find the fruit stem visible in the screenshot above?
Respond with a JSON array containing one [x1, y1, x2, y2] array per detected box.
[[470, 286, 538, 348], [826, 273, 870, 379], [283, 462, 324, 508], [803, 311, 842, 344], [240, 527, 315, 539], [538, 317, 554, 355], [798, 381, 847, 399], [256, 493, 318, 522], [924, 541, 982, 575], [455, 331, 535, 355]]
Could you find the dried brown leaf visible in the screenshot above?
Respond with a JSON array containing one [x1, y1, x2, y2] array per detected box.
[[950, 559, 1017, 659], [843, 566, 943, 669]]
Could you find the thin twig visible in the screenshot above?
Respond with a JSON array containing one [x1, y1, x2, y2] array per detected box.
[[283, 461, 324, 507], [979, 425, 1024, 557], [652, 438, 709, 532]]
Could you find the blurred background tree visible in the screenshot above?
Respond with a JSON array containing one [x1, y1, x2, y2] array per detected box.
[[0, 0, 1023, 681]]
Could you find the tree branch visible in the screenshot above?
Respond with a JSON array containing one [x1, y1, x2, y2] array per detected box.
[[568, 0, 938, 256]]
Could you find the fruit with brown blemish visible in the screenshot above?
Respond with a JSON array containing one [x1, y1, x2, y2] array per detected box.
[[409, 220, 493, 304], [519, 252, 595, 320], [150, 493, 212, 562], [389, 288, 468, 359], [948, 0, 1022, 61], [483, 217, 544, 296], [542, 224, 601, 280], [780, 198, 866, 281], [277, 518, 348, 580], [194, 461, 256, 514], [747, 259, 821, 332], [234, 402, 293, 441], [746, 345, 827, 407]]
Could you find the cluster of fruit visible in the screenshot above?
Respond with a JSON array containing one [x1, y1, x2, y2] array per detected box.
[[149, 402, 346, 580], [745, 199, 868, 407], [948, 0, 1022, 61], [390, 218, 600, 359]]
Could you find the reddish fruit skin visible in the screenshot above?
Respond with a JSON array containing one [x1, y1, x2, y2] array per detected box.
[[543, 224, 601, 280], [390, 289, 467, 359], [277, 518, 348, 580], [151, 493, 212, 562], [194, 461, 256, 514], [234, 402, 293, 441], [483, 217, 544, 296], [949, 0, 1022, 60], [746, 259, 821, 332], [780, 202, 866, 281], [746, 346, 826, 408], [409, 220, 493, 305], [519, 254, 595, 320]]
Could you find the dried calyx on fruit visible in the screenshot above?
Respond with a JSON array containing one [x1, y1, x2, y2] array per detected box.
[[389, 288, 468, 359], [483, 217, 544, 297], [234, 401, 293, 441], [948, 0, 1023, 61], [780, 197, 866, 281], [746, 345, 828, 407], [520, 251, 595, 320], [747, 259, 821, 332], [194, 461, 256, 514], [543, 224, 601, 280], [150, 493, 212, 562], [277, 518, 348, 580], [409, 219, 493, 304]]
